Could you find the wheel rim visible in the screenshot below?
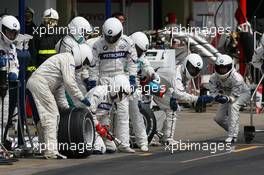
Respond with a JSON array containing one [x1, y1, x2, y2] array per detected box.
[[83, 117, 94, 149]]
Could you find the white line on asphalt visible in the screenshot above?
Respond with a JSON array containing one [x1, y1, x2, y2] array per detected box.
[[180, 145, 263, 163], [233, 146, 263, 153], [180, 151, 231, 163]]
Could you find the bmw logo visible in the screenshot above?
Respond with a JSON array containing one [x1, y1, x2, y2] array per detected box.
[[13, 23, 17, 28], [220, 59, 224, 63], [103, 45, 108, 50], [197, 62, 201, 66], [108, 30, 113, 35]]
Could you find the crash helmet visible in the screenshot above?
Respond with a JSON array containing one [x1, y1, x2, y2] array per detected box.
[[102, 17, 123, 44], [43, 8, 59, 27], [214, 54, 234, 79], [0, 15, 20, 45], [182, 53, 203, 79], [68, 16, 92, 44], [130, 31, 149, 57]]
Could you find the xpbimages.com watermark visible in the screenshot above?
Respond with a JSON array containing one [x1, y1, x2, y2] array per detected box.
[[164, 140, 232, 154], [32, 26, 100, 37], [33, 142, 93, 154], [101, 83, 166, 97], [164, 24, 232, 37]]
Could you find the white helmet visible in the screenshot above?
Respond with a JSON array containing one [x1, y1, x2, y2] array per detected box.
[[183, 53, 203, 79], [0, 15, 20, 45], [68, 16, 92, 44], [109, 75, 131, 102], [102, 17, 123, 44], [43, 8, 59, 27], [71, 43, 93, 70], [130, 32, 149, 57], [214, 54, 234, 79]]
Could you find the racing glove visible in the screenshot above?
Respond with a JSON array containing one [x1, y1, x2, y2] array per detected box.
[[129, 75, 137, 94], [0, 57, 6, 68], [215, 95, 230, 104], [81, 97, 91, 106], [196, 95, 214, 104], [83, 78, 96, 92]]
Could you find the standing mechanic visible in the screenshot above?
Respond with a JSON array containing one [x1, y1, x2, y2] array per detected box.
[[209, 54, 250, 143], [87, 17, 138, 153], [129, 31, 160, 152], [0, 15, 20, 142], [26, 44, 93, 159]]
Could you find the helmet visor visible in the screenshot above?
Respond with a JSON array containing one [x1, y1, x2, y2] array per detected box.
[[81, 28, 92, 40], [43, 18, 58, 27], [215, 63, 232, 75], [135, 44, 145, 58], [105, 31, 122, 44], [2, 25, 19, 41], [186, 60, 201, 77]]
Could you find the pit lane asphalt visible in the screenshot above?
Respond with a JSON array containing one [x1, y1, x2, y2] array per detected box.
[[2, 106, 264, 175], [35, 142, 264, 175], [35, 107, 264, 175]]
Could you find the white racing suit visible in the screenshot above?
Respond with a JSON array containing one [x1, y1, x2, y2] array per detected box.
[[85, 85, 116, 153], [0, 40, 19, 142], [129, 56, 157, 147], [251, 44, 264, 71], [26, 52, 85, 157], [89, 35, 137, 149], [208, 70, 250, 138], [153, 65, 198, 143]]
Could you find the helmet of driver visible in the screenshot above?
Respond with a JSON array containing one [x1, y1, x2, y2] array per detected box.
[[183, 53, 203, 79], [71, 43, 93, 70], [0, 15, 20, 45], [109, 75, 131, 102], [43, 8, 59, 27], [68, 16, 92, 44], [130, 32, 149, 57], [102, 17, 123, 44], [214, 54, 234, 79]]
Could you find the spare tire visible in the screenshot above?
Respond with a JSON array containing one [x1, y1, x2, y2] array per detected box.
[[139, 102, 157, 143], [58, 107, 95, 158]]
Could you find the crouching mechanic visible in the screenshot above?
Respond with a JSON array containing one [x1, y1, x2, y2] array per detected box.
[[251, 35, 264, 72], [26, 44, 93, 159], [209, 54, 250, 143], [87, 17, 138, 153], [129, 31, 160, 152], [154, 54, 214, 145], [85, 75, 131, 154]]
